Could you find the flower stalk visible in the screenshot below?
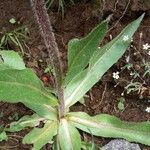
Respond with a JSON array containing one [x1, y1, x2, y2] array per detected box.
[[30, 0, 65, 118]]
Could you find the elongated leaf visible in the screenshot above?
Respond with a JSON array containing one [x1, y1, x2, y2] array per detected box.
[[5, 114, 44, 132], [58, 118, 81, 150], [24, 103, 57, 120], [23, 121, 57, 150], [0, 51, 58, 119], [64, 14, 144, 108], [0, 50, 25, 70], [0, 35, 6, 47], [52, 136, 61, 150], [0, 69, 58, 106], [65, 20, 108, 84], [68, 112, 150, 146]]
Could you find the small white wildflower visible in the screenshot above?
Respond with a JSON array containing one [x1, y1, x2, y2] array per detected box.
[[130, 72, 134, 76], [113, 72, 119, 79], [9, 18, 16, 24], [148, 51, 150, 56], [145, 107, 150, 113], [133, 52, 137, 55], [121, 92, 124, 96], [123, 35, 129, 41], [130, 45, 133, 48], [143, 43, 150, 50]]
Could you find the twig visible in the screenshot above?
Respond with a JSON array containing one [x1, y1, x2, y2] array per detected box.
[[92, 83, 107, 109], [114, 0, 120, 11], [99, 0, 106, 18], [89, 90, 94, 102], [0, 137, 19, 149], [108, 0, 131, 32]]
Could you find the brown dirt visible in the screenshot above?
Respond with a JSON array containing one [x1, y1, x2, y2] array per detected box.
[[0, 0, 150, 149]]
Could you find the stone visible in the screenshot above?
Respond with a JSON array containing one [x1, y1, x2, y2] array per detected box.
[[102, 139, 141, 150]]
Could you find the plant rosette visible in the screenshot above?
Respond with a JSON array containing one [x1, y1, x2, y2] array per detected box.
[[0, 1, 149, 149]]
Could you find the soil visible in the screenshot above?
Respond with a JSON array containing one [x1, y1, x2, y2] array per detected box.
[[0, 0, 150, 150]]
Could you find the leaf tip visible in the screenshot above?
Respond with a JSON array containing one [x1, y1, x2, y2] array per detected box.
[[138, 13, 145, 22], [105, 14, 113, 22]]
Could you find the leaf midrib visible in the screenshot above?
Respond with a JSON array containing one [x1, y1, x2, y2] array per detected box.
[[0, 81, 55, 102], [44, 104, 57, 113], [65, 44, 114, 107], [65, 23, 133, 107], [61, 119, 74, 150], [32, 121, 56, 144], [70, 116, 150, 136]]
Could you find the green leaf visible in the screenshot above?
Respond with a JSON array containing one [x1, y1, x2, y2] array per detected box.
[[81, 141, 101, 150], [58, 118, 81, 150], [23, 121, 57, 150], [117, 97, 125, 111], [68, 112, 150, 146], [79, 97, 85, 105], [0, 69, 58, 106], [0, 50, 25, 70], [8, 34, 19, 46], [0, 131, 8, 142], [52, 136, 61, 150], [0, 35, 6, 47], [23, 103, 57, 120], [64, 14, 144, 108], [65, 20, 108, 85], [5, 114, 43, 132]]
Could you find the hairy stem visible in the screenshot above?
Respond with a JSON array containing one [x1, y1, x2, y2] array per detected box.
[[30, 0, 65, 118]]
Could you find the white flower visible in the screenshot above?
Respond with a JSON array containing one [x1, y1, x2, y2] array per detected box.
[[121, 92, 124, 96], [145, 107, 150, 113], [9, 18, 16, 24], [123, 35, 129, 41], [130, 72, 134, 76], [113, 72, 119, 79], [148, 51, 150, 56], [143, 43, 150, 50]]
